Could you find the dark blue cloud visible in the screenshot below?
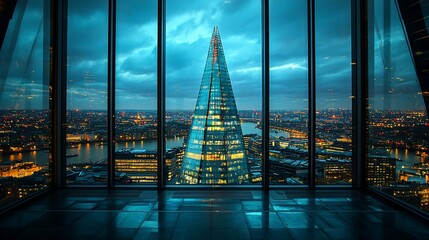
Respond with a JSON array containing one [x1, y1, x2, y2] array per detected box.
[[0, 0, 423, 112]]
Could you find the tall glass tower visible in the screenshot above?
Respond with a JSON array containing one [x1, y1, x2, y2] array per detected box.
[[180, 26, 249, 184]]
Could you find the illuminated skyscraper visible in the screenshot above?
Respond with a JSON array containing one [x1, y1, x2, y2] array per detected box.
[[180, 26, 249, 184]]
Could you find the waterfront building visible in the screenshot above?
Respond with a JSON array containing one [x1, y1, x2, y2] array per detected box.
[[115, 149, 157, 183]]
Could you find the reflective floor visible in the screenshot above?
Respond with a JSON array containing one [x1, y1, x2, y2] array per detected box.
[[1, 189, 429, 239]]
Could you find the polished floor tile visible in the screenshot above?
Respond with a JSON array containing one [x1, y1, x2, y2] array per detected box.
[[1, 189, 429, 239], [141, 212, 179, 229], [244, 212, 284, 229]]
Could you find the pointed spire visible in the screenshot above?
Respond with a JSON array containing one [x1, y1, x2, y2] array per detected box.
[[213, 25, 219, 34], [211, 26, 220, 64]]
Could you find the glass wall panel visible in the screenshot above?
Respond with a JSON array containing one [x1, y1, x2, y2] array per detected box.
[[166, 0, 261, 185], [269, 0, 308, 185], [315, 0, 352, 185], [66, 0, 108, 185], [115, 0, 157, 185], [0, 0, 51, 206], [367, 0, 429, 212]]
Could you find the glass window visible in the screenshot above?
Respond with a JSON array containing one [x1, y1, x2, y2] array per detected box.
[[367, 0, 429, 212], [166, 0, 261, 185], [315, 0, 352, 185], [0, 0, 51, 206], [269, 0, 308, 185], [66, 0, 108, 185], [115, 0, 157, 185]]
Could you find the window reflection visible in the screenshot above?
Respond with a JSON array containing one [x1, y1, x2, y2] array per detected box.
[[65, 0, 108, 185], [0, 0, 51, 206], [367, 0, 429, 212]]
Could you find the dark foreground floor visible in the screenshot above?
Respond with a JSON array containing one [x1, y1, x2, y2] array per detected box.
[[0, 189, 429, 239]]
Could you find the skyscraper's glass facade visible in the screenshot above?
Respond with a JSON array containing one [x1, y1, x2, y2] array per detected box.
[[180, 27, 249, 184]]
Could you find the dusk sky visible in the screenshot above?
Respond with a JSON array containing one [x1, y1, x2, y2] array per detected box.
[[0, 0, 425, 111]]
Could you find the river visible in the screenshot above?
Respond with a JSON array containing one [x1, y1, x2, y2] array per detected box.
[[0, 122, 423, 169]]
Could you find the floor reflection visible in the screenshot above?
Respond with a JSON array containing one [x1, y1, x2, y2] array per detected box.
[[0, 189, 428, 239]]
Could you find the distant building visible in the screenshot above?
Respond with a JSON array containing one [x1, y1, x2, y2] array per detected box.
[[165, 147, 184, 183], [382, 182, 429, 210], [247, 136, 262, 159], [180, 27, 249, 184], [419, 186, 429, 209], [317, 159, 352, 184], [0, 177, 15, 201], [115, 149, 157, 183], [269, 157, 308, 184], [243, 134, 257, 156], [367, 155, 396, 187]]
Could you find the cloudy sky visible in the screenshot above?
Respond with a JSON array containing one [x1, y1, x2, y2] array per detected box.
[[0, 0, 425, 111]]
